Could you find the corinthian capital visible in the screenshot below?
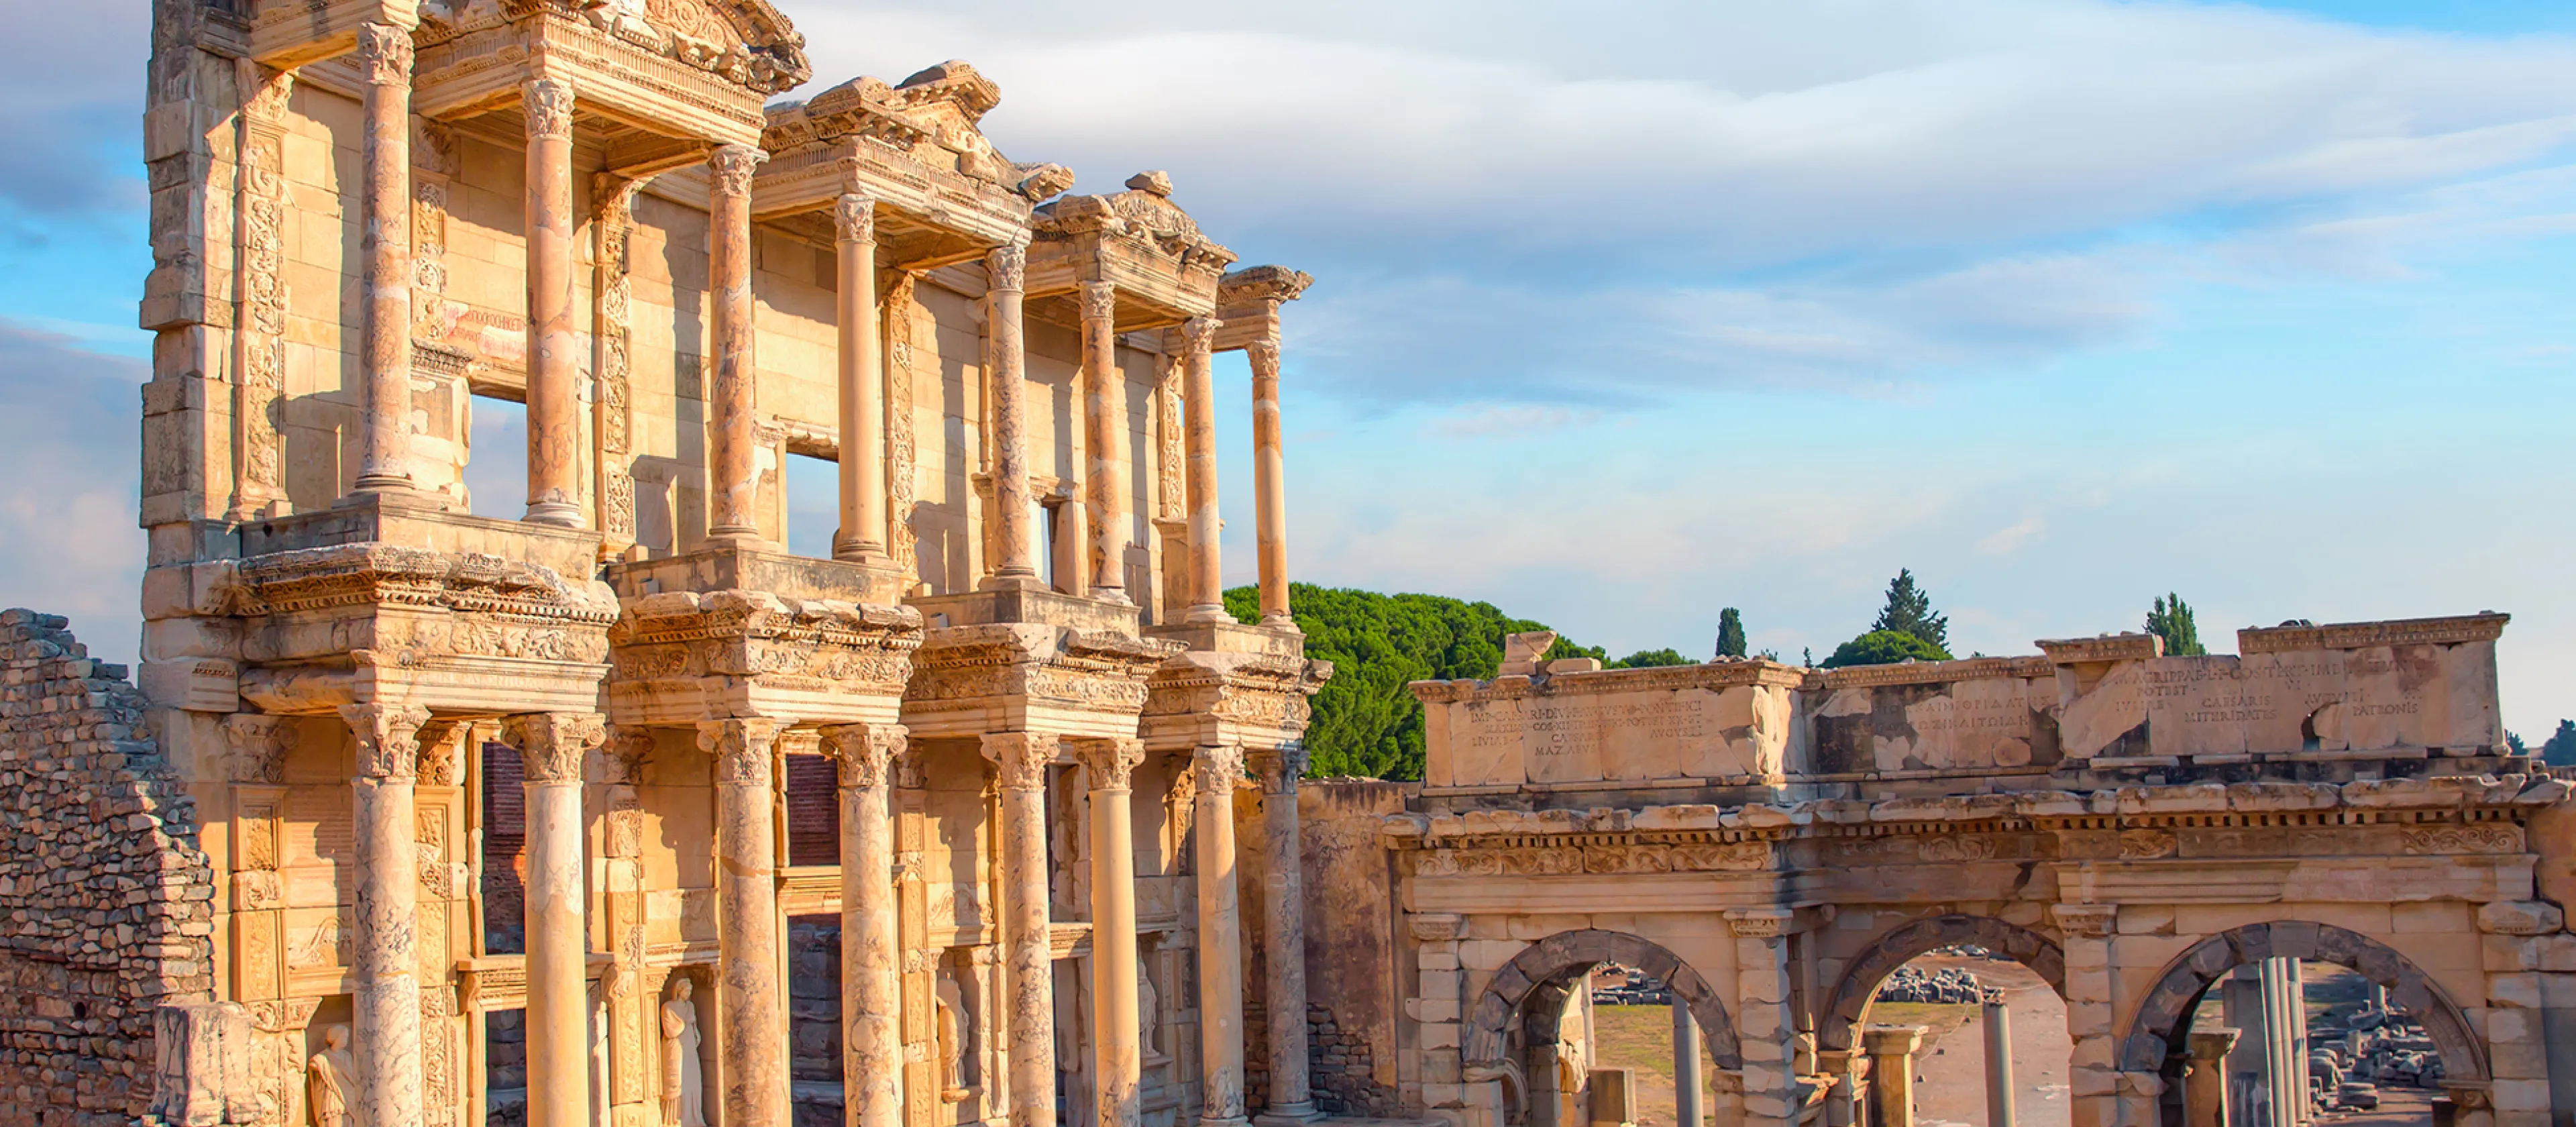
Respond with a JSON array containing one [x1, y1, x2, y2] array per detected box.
[[1079, 282, 1118, 326], [1245, 337, 1281, 382], [521, 78, 574, 140], [1248, 745, 1309, 795], [709, 144, 767, 199], [1193, 743, 1247, 795], [980, 731, 1058, 792], [1067, 737, 1146, 794], [503, 712, 606, 785], [1181, 316, 1219, 355], [835, 193, 876, 245], [223, 713, 299, 784], [985, 241, 1027, 291], [355, 23, 414, 86], [822, 722, 908, 790], [341, 703, 431, 781], [697, 718, 785, 787]]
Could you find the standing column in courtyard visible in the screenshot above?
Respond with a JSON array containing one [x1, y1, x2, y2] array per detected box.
[[504, 712, 604, 1127], [1862, 1025, 1926, 1127], [521, 78, 582, 525], [1674, 998, 1703, 1127], [705, 144, 766, 543], [984, 732, 1059, 1127], [1246, 337, 1291, 628], [343, 703, 429, 1127], [984, 242, 1040, 587], [702, 718, 788, 1127], [833, 193, 889, 564], [1080, 282, 1131, 602], [351, 24, 415, 494], [825, 723, 906, 1127], [2186, 1029, 2241, 1127], [1982, 992, 2016, 1127], [1076, 738, 1147, 1127], [1179, 317, 1225, 624], [1194, 745, 1250, 1127], [1252, 748, 1319, 1125]]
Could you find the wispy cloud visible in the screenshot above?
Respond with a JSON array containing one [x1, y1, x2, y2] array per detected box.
[[0, 320, 146, 663]]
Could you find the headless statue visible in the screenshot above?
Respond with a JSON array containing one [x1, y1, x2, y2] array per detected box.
[[307, 1024, 356, 1127], [661, 979, 706, 1127]]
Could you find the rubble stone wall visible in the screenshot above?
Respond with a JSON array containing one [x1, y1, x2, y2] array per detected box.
[[0, 610, 215, 1126]]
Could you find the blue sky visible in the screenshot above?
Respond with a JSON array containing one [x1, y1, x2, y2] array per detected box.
[[6, 0, 2576, 741]]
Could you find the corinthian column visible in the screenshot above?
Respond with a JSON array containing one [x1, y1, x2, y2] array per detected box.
[[1250, 747, 1318, 1125], [1075, 737, 1147, 1127], [521, 78, 582, 526], [983, 242, 1040, 587], [1245, 339, 1291, 628], [701, 718, 788, 1127], [833, 193, 888, 564], [981, 732, 1058, 1127], [1179, 318, 1226, 624], [824, 722, 907, 1127], [350, 24, 415, 495], [706, 144, 768, 543], [503, 712, 604, 1127], [1081, 282, 1130, 602], [1193, 744, 1250, 1127], [342, 702, 429, 1127]]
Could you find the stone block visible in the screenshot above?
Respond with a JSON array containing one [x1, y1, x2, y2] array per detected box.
[[2485, 1006, 2534, 1045], [2486, 971, 2542, 1009], [2485, 1037, 2548, 1081], [2492, 1079, 2551, 1114], [2483, 935, 2540, 973], [1460, 940, 1523, 973], [2071, 1066, 2116, 1098], [2117, 905, 2175, 935], [2392, 900, 2469, 934], [1741, 1093, 1793, 1120], [1740, 1036, 1787, 1065], [2070, 1036, 2114, 1071], [1740, 1063, 1789, 1094], [1409, 998, 1460, 1024], [2063, 1001, 2112, 1039], [2477, 900, 2563, 936], [1421, 1023, 1460, 1051], [1737, 1002, 1784, 1039], [2538, 935, 2576, 973], [1420, 951, 1460, 973], [1423, 971, 1460, 1002], [1422, 1083, 1462, 1108]]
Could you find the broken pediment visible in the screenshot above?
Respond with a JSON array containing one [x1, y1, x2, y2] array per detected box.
[[414, 0, 811, 95], [767, 61, 1073, 203]]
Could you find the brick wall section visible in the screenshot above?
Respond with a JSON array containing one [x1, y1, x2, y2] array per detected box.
[[1309, 1004, 1401, 1117], [0, 610, 215, 1126]]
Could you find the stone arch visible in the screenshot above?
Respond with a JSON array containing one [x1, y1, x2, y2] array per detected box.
[[1817, 914, 2066, 1052], [2118, 920, 2489, 1085], [1462, 929, 1743, 1071]]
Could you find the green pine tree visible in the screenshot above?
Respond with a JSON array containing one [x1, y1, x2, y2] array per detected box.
[[1870, 569, 1948, 649], [1715, 608, 1748, 658], [2542, 720, 2576, 767], [2146, 592, 2207, 657]]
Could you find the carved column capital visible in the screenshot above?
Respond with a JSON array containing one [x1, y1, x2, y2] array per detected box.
[[521, 78, 574, 139], [835, 192, 876, 245], [600, 725, 656, 785], [980, 731, 1058, 792], [1245, 337, 1280, 381], [354, 22, 414, 85], [1193, 743, 1248, 795], [415, 718, 469, 786], [697, 718, 784, 786], [1067, 737, 1146, 794], [341, 703, 431, 780], [223, 714, 298, 784], [709, 144, 767, 199], [822, 722, 908, 790], [1181, 315, 1219, 354], [504, 712, 606, 785], [2051, 902, 2119, 939], [986, 241, 1028, 290], [1248, 745, 1309, 796], [1079, 281, 1117, 325]]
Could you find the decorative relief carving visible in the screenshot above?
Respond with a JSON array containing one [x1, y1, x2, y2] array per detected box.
[[522, 78, 575, 140], [885, 274, 921, 575], [1723, 909, 1791, 939], [824, 722, 908, 790], [341, 703, 430, 781], [2118, 828, 2179, 860], [1079, 281, 1116, 325], [504, 713, 608, 785], [1192, 744, 1247, 796], [416, 719, 468, 786], [230, 76, 292, 521], [2052, 903, 2118, 938], [1249, 745, 1309, 795], [1181, 315, 1218, 355], [355, 22, 414, 85], [981, 732, 1057, 792], [1155, 356, 1183, 521], [699, 718, 784, 786], [224, 714, 297, 784], [2401, 824, 2521, 855], [594, 178, 643, 555], [709, 144, 767, 197], [1069, 737, 1146, 794], [1917, 835, 1997, 863], [985, 241, 1026, 290], [288, 915, 349, 971], [836, 193, 876, 244]]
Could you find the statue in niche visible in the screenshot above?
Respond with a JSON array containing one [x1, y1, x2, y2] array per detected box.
[[1137, 956, 1161, 1061], [934, 971, 969, 1102], [661, 978, 707, 1127], [307, 1024, 355, 1127]]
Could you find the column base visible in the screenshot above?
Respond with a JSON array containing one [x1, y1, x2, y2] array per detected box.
[[1257, 612, 1300, 632], [524, 499, 585, 527], [1254, 1104, 1324, 1126], [1181, 603, 1235, 626], [978, 573, 1048, 593]]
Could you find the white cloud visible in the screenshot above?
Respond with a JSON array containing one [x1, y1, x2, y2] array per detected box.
[[0, 321, 146, 665], [1976, 517, 2048, 555]]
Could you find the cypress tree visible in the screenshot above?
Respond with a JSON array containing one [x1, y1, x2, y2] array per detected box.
[[1715, 608, 1748, 658], [1870, 569, 1948, 649]]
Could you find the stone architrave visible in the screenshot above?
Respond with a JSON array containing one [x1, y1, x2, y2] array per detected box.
[[824, 722, 907, 1127], [701, 718, 789, 1127], [983, 731, 1059, 1127], [343, 702, 429, 1127], [504, 712, 605, 1127], [1194, 745, 1250, 1127]]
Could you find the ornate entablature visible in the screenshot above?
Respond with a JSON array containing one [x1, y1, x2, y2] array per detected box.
[[901, 623, 1182, 740], [1028, 173, 1239, 327], [1141, 648, 1332, 753], [606, 589, 924, 726]]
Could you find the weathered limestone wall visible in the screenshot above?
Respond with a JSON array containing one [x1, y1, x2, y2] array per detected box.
[[1300, 780, 1415, 1117], [0, 611, 216, 1127]]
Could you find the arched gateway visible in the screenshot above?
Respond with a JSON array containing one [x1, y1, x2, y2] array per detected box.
[[1464, 929, 1743, 1071], [1819, 914, 2066, 1052]]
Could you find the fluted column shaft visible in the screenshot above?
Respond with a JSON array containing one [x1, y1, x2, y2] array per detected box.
[[706, 145, 766, 541], [984, 243, 1040, 586], [984, 733, 1058, 1127], [504, 713, 604, 1127], [1180, 319, 1225, 623], [834, 194, 888, 563], [343, 703, 428, 1127], [521, 78, 582, 525], [1076, 739, 1146, 1127], [702, 718, 788, 1127], [352, 25, 414, 494], [826, 723, 906, 1127], [1194, 745, 1249, 1127], [1246, 339, 1290, 627], [1081, 283, 1130, 601], [1253, 749, 1317, 1124]]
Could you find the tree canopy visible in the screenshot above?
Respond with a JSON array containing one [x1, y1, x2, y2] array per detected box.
[[1607, 648, 1692, 669], [1870, 569, 1948, 649], [2147, 593, 2206, 657], [1819, 629, 1953, 669], [2544, 720, 2576, 767], [1715, 608, 1748, 658]]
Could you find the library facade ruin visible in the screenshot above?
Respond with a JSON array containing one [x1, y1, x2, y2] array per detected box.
[[4, 4, 2573, 1127]]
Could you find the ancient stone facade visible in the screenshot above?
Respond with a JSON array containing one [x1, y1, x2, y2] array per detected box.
[[1285, 623, 2576, 1127]]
